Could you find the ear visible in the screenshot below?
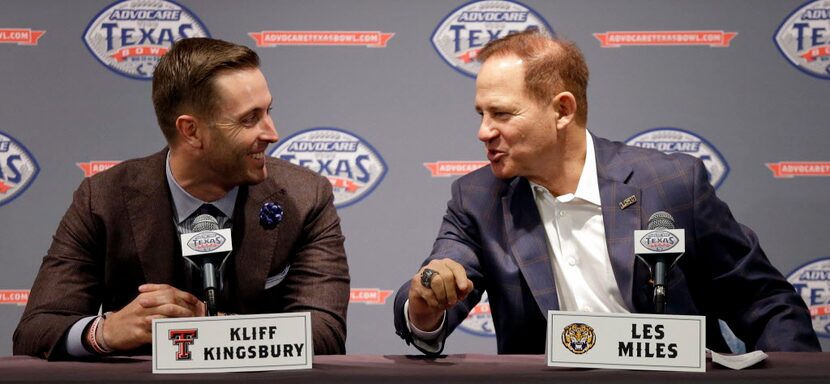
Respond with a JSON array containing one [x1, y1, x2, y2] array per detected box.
[[175, 114, 203, 149], [552, 91, 577, 130]]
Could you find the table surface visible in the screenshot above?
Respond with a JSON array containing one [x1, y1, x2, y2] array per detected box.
[[1, 353, 828, 383]]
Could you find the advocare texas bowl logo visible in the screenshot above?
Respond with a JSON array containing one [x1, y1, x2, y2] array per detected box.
[[269, 128, 387, 209], [626, 128, 730, 189], [774, 0, 830, 80], [0, 131, 39, 208], [431, 0, 554, 78], [459, 291, 495, 337], [640, 230, 679, 252], [788, 257, 830, 338], [83, 0, 210, 80], [187, 231, 225, 253]]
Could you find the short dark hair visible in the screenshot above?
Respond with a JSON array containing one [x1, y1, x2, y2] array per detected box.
[[152, 38, 260, 142], [477, 30, 589, 125]]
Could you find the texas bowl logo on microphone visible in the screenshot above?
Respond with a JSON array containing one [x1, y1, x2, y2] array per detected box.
[[459, 291, 496, 337], [640, 230, 679, 252], [431, 0, 554, 78], [788, 257, 830, 337], [270, 127, 387, 209], [774, 0, 830, 80], [187, 232, 226, 253], [0, 131, 40, 208], [626, 128, 730, 189], [83, 0, 210, 80]]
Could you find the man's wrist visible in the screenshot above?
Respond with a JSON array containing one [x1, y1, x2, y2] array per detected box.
[[407, 300, 444, 332], [96, 312, 114, 353], [404, 299, 446, 354], [84, 315, 113, 355], [405, 299, 446, 338]]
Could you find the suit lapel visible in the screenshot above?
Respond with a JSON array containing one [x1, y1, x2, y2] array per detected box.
[[123, 149, 180, 284], [594, 136, 643, 312], [503, 178, 560, 313], [227, 175, 286, 306]]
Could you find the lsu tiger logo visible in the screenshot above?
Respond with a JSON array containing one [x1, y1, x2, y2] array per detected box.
[[561, 323, 596, 354]]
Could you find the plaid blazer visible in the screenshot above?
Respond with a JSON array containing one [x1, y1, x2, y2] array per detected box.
[[395, 134, 818, 354]]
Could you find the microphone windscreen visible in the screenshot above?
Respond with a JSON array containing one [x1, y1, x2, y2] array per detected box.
[[647, 211, 676, 230], [192, 214, 219, 232]]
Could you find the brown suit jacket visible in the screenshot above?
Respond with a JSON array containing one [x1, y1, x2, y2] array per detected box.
[[13, 149, 350, 359]]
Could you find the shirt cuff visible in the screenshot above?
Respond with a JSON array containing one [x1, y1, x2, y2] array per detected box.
[[65, 316, 97, 358], [404, 299, 446, 353]]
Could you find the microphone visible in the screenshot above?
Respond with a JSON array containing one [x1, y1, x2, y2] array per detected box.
[[180, 214, 233, 316], [192, 213, 218, 232], [634, 211, 686, 314], [647, 211, 675, 231]]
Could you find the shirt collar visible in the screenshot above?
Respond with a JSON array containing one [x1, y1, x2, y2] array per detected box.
[[529, 130, 601, 206], [165, 151, 238, 224]]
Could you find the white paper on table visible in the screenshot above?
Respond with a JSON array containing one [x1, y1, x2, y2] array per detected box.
[[708, 349, 768, 370]]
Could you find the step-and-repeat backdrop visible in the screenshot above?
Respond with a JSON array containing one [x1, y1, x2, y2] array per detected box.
[[1, 0, 828, 355]]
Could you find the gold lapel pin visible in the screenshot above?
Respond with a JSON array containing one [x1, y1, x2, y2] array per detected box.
[[618, 195, 637, 210]]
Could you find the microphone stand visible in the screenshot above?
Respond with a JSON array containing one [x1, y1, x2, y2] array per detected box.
[[202, 258, 219, 317], [653, 255, 667, 314]]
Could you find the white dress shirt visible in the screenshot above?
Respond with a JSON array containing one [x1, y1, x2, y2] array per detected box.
[[529, 130, 628, 313]]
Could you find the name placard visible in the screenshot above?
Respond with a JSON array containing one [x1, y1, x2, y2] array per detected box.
[[547, 311, 705, 372], [152, 312, 312, 374]]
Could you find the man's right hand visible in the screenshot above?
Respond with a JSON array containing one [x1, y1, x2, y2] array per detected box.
[[407, 258, 474, 332], [100, 284, 205, 351]]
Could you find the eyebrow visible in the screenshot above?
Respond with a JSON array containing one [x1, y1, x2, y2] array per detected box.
[[477, 102, 513, 113], [237, 99, 273, 119]]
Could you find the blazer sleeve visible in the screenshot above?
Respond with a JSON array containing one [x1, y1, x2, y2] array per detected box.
[[393, 178, 486, 353], [690, 159, 819, 351], [13, 178, 105, 359], [277, 176, 350, 355]]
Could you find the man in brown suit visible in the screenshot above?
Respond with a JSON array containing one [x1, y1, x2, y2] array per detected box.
[[13, 38, 350, 359]]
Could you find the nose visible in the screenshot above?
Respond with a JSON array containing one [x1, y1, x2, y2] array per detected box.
[[261, 115, 279, 143], [478, 116, 497, 143]]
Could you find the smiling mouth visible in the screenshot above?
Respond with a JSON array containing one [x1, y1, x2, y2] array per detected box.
[[249, 152, 265, 160], [487, 150, 505, 162]]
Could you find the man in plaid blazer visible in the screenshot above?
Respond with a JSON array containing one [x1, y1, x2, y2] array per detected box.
[[394, 31, 818, 354]]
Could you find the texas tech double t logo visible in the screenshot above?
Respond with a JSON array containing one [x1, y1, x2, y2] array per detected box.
[[169, 329, 198, 360]]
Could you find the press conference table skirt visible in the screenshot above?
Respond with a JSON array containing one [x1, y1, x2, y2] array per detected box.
[[0, 353, 827, 383]]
